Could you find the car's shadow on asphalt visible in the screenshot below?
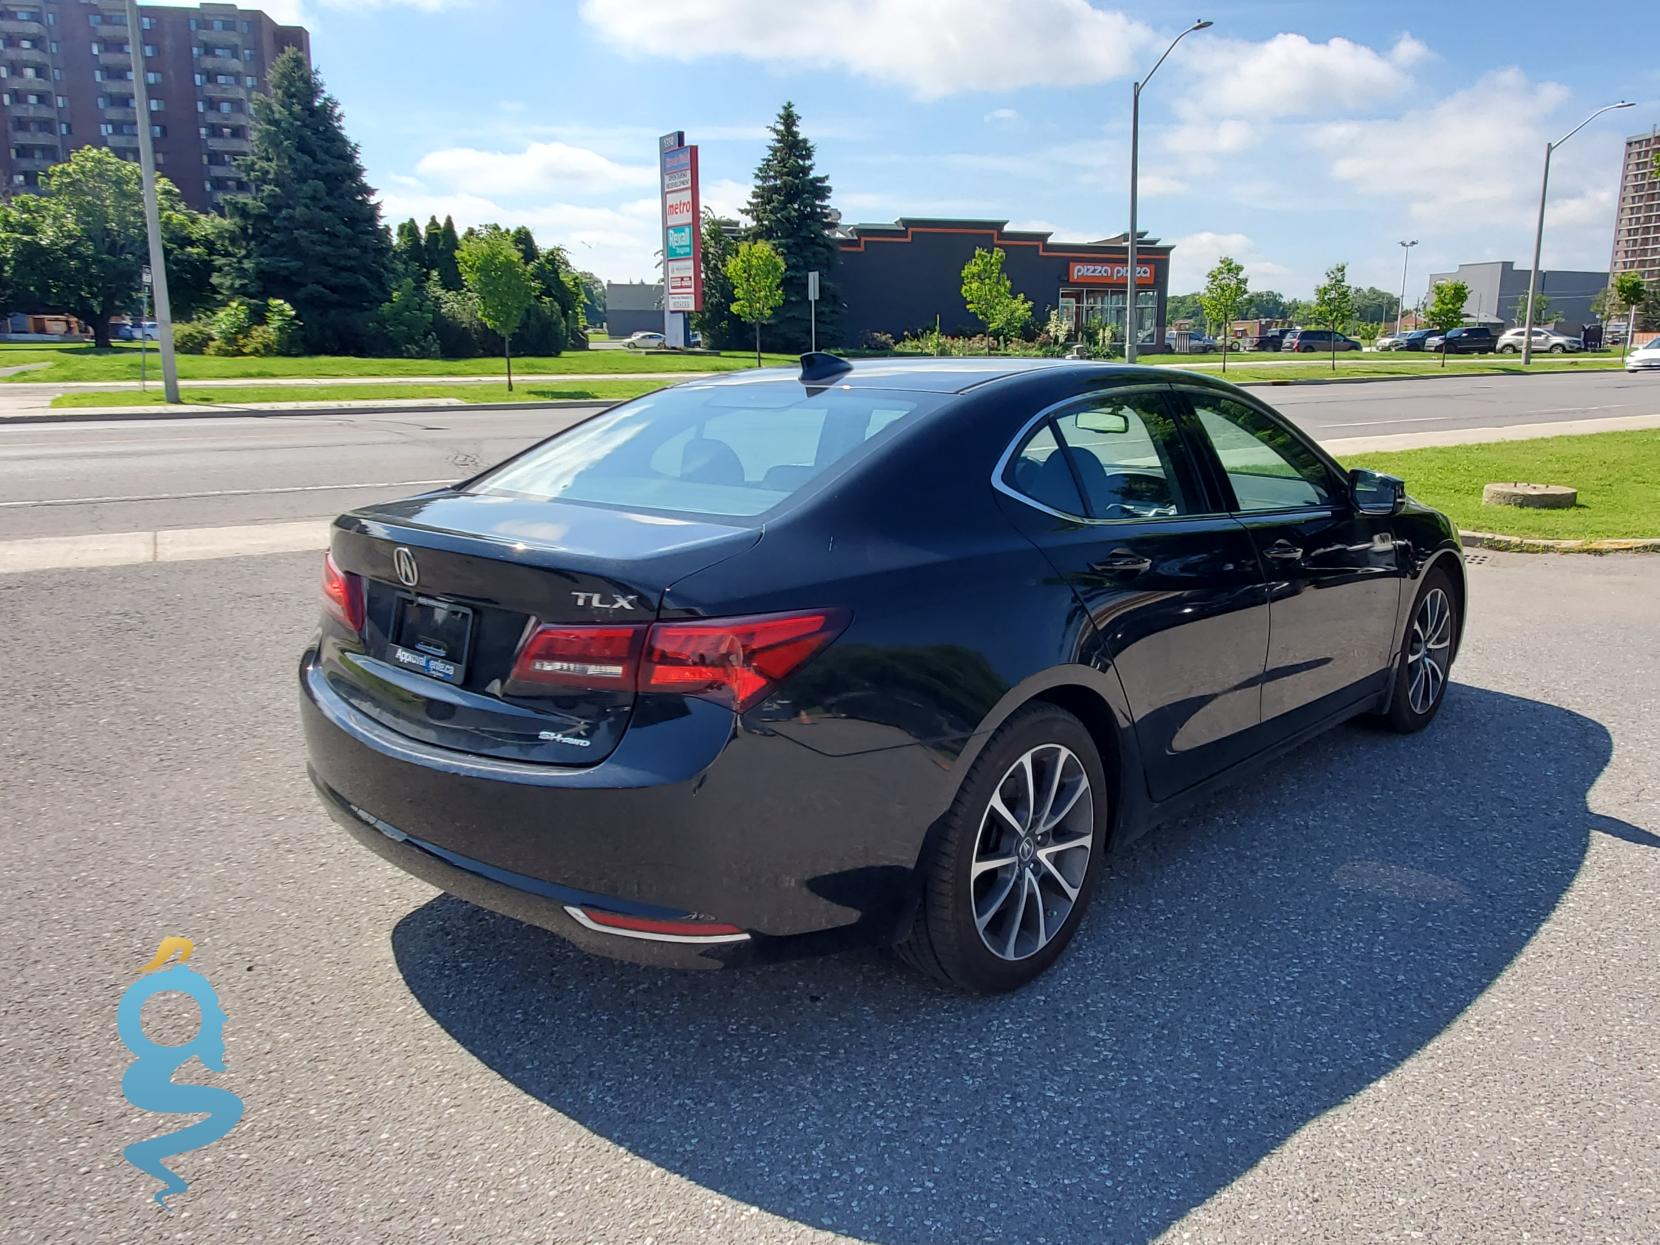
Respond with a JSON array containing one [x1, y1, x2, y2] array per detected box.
[[391, 686, 1654, 1244]]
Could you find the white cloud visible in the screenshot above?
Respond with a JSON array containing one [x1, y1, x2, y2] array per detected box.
[[578, 0, 1155, 99], [1168, 231, 1291, 292], [415, 140, 658, 197], [984, 107, 1024, 130], [1184, 32, 1425, 119]]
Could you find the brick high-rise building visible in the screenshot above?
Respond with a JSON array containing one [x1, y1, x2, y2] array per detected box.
[[0, 1, 308, 212], [1611, 127, 1660, 284]]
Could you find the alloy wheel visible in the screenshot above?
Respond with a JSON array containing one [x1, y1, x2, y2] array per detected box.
[[1406, 587, 1453, 714], [970, 744, 1094, 961]]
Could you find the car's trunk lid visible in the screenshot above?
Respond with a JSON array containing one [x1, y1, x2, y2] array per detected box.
[[320, 491, 760, 765]]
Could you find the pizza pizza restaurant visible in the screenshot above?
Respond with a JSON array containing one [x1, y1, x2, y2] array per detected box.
[[834, 218, 1173, 346]]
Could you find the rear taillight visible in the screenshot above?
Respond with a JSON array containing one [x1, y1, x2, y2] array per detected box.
[[321, 552, 364, 633], [508, 625, 642, 691], [507, 609, 846, 711], [642, 611, 845, 710]]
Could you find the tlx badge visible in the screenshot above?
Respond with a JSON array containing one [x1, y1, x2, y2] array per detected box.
[[572, 591, 638, 611]]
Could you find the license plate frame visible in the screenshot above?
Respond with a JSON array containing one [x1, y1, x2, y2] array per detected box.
[[389, 593, 474, 685]]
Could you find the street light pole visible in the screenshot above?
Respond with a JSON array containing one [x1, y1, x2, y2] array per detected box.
[[124, 0, 179, 404], [1125, 18, 1211, 364], [1396, 239, 1417, 334], [1521, 100, 1633, 366]]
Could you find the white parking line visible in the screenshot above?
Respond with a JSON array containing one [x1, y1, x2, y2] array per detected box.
[[0, 478, 453, 509], [0, 518, 328, 574]]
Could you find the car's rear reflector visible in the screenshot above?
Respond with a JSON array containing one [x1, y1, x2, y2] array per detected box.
[[564, 905, 750, 944], [505, 609, 846, 711], [321, 551, 365, 632]]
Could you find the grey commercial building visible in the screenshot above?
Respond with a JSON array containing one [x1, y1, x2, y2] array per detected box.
[[1611, 127, 1660, 283], [604, 281, 661, 338], [1423, 260, 1608, 331], [0, 0, 309, 212]]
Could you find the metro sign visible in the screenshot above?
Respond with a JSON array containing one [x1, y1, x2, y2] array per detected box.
[[664, 189, 695, 227]]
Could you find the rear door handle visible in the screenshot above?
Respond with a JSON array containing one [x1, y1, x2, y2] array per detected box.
[[1263, 540, 1303, 564], [1091, 549, 1152, 576]]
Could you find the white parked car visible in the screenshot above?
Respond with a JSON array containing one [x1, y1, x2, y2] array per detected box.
[[1495, 326, 1582, 354], [624, 331, 666, 350], [1625, 336, 1660, 372]]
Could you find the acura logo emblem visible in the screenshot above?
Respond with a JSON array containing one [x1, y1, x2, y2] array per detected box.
[[392, 546, 419, 588]]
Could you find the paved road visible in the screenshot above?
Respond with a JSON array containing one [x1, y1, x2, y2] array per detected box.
[[0, 548, 1655, 1243], [2, 371, 1655, 540]]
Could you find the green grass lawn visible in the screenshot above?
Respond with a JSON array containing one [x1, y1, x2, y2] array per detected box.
[[5, 343, 795, 383], [1349, 429, 1660, 541], [48, 378, 675, 409], [1155, 353, 1625, 383]]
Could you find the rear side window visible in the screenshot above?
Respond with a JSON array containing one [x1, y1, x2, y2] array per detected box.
[[1003, 391, 1197, 520], [469, 386, 942, 519], [1007, 423, 1084, 514]]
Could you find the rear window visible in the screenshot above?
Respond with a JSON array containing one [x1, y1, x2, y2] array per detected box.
[[466, 383, 943, 519]]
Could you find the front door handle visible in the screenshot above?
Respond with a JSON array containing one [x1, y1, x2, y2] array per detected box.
[[1263, 539, 1303, 564], [1091, 549, 1152, 576]]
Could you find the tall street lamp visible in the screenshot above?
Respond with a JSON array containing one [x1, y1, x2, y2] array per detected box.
[[1125, 18, 1211, 364], [1521, 100, 1633, 365], [1395, 240, 1418, 334]]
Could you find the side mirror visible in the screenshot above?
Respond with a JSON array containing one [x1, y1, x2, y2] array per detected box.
[[1350, 468, 1405, 516]]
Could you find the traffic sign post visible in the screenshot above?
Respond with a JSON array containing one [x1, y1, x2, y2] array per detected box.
[[139, 265, 151, 392], [807, 270, 819, 352]]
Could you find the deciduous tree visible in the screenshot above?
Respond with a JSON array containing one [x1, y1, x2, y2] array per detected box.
[[457, 228, 537, 389], [960, 247, 1033, 349], [1199, 255, 1249, 372], [726, 238, 785, 365], [1425, 279, 1470, 368], [1312, 262, 1355, 372]]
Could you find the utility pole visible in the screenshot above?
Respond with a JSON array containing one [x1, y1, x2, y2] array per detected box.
[[1396, 240, 1417, 334], [1125, 19, 1211, 364], [125, 0, 179, 403]]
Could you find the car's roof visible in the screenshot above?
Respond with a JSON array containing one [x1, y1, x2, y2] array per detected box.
[[679, 356, 1192, 396]]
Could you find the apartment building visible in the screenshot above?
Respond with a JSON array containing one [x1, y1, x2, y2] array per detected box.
[[1611, 127, 1660, 284], [0, 1, 308, 212]]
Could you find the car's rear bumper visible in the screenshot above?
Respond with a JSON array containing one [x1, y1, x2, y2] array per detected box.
[[300, 651, 960, 967]]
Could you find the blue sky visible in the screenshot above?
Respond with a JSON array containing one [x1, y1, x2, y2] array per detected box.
[[205, 0, 1646, 299]]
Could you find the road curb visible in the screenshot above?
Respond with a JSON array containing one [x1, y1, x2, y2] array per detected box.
[[1459, 529, 1660, 555], [0, 397, 618, 425]]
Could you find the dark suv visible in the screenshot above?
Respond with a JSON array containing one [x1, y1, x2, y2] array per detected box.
[[1425, 326, 1497, 354], [1283, 329, 1362, 353]]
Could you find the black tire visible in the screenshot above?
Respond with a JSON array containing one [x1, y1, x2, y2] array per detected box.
[[897, 704, 1110, 993], [1498, 344, 1516, 354], [1550, 343, 1565, 354], [1383, 567, 1460, 733]]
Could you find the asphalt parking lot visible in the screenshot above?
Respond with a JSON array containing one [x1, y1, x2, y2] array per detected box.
[[2, 547, 1656, 1244]]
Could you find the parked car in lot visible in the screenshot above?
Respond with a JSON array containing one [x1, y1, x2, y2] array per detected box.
[[1495, 327, 1582, 354], [624, 331, 666, 349], [301, 353, 1465, 992], [1246, 327, 1290, 352], [1378, 328, 1437, 352], [1165, 330, 1218, 353], [1423, 325, 1498, 354], [116, 321, 159, 341], [1283, 329, 1362, 353], [1625, 336, 1660, 372]]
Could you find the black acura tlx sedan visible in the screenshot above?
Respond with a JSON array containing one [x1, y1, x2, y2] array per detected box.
[[301, 353, 1465, 993]]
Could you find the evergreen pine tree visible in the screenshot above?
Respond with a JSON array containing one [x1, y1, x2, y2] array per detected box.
[[422, 215, 444, 273], [225, 49, 390, 353], [393, 218, 428, 282], [744, 101, 840, 351], [435, 216, 463, 290]]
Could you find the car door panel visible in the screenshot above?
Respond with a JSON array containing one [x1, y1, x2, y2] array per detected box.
[[993, 386, 1272, 802], [1172, 386, 1404, 735]]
